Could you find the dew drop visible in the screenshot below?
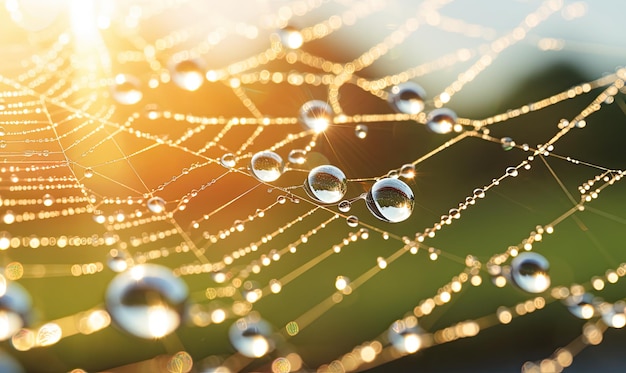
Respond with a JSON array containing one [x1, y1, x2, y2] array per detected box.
[[170, 59, 205, 91], [0, 281, 32, 341], [338, 200, 351, 212], [147, 196, 166, 214], [111, 74, 142, 105], [400, 164, 416, 179], [0, 141, 5, 149], [287, 149, 306, 165], [366, 178, 415, 223], [36, 323, 62, 346], [3, 211, 15, 225], [0, 127, 5, 136], [599, 301, 626, 328], [304, 165, 347, 204], [220, 153, 236, 168], [278, 26, 303, 49], [106, 249, 130, 273], [144, 104, 160, 120], [228, 315, 273, 358], [501, 137, 516, 151], [426, 108, 456, 134], [0, 232, 10, 250], [510, 252, 550, 293], [346, 215, 359, 227], [473, 188, 485, 199], [505, 167, 519, 177], [355, 124, 368, 139], [84, 167, 94, 179], [388, 319, 423, 354], [298, 100, 333, 133], [563, 293, 598, 319], [388, 82, 426, 115], [250, 151, 284, 182], [42, 194, 54, 207], [105, 264, 189, 339]]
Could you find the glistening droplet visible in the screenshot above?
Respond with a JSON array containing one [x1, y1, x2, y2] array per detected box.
[[304, 165, 347, 204], [366, 178, 415, 223], [170, 59, 205, 91], [388, 82, 426, 115], [228, 314, 274, 358], [111, 74, 142, 105], [426, 108, 456, 134], [298, 100, 333, 133], [250, 151, 284, 182], [510, 252, 550, 293]]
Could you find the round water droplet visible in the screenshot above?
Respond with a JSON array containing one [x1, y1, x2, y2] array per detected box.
[[111, 74, 142, 105], [0, 281, 32, 341], [510, 252, 550, 293], [346, 215, 359, 227], [400, 164, 415, 179], [3, 211, 15, 225], [228, 314, 274, 358], [84, 167, 94, 179], [107, 249, 130, 273], [144, 104, 160, 120], [501, 137, 515, 151], [298, 100, 333, 133], [388, 319, 423, 354], [426, 108, 456, 134], [147, 196, 166, 214], [42, 194, 54, 207], [220, 153, 236, 168], [0, 141, 5, 149], [105, 264, 189, 339], [250, 151, 284, 182], [599, 301, 626, 328], [355, 124, 368, 139], [366, 178, 415, 223], [563, 293, 598, 319], [505, 167, 519, 177], [304, 165, 347, 204], [388, 82, 426, 115], [287, 149, 307, 165], [473, 188, 485, 198], [278, 26, 303, 49], [171, 59, 205, 91], [0, 127, 5, 136], [338, 200, 351, 212]]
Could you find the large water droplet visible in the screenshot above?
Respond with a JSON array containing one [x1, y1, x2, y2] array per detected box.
[[0, 280, 32, 341], [599, 301, 626, 328], [388, 319, 423, 354], [304, 165, 347, 204], [228, 314, 274, 358], [366, 178, 415, 223], [220, 153, 236, 168], [111, 74, 142, 105], [563, 293, 598, 319], [388, 82, 426, 115], [346, 215, 359, 227], [510, 252, 550, 293], [107, 249, 130, 273], [355, 124, 368, 139], [42, 194, 54, 207], [287, 149, 306, 165], [338, 200, 351, 212], [501, 137, 516, 151], [278, 26, 303, 49], [171, 59, 205, 91], [250, 151, 284, 182], [105, 264, 189, 339], [298, 100, 333, 133], [147, 196, 166, 214], [84, 167, 94, 179], [426, 108, 456, 134]]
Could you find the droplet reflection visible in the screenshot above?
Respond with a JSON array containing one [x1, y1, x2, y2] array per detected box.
[[366, 178, 415, 223], [228, 314, 274, 358], [510, 252, 550, 293], [250, 151, 285, 182], [304, 165, 347, 204]]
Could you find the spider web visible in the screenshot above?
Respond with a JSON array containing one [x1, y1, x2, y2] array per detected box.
[[0, 0, 625, 372]]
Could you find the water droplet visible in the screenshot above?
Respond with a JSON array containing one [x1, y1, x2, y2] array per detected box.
[[473, 188, 485, 198], [167, 351, 193, 373], [287, 149, 306, 165], [3, 211, 15, 225], [84, 167, 94, 179], [42, 194, 54, 207], [250, 151, 284, 182], [426, 108, 456, 134], [36, 323, 62, 346], [0, 127, 5, 136], [0, 281, 32, 341], [93, 211, 106, 224], [338, 200, 351, 212], [346, 215, 359, 227], [144, 104, 160, 120], [220, 153, 236, 168], [510, 252, 550, 293], [10, 174, 18, 183], [298, 100, 333, 133], [0, 141, 5, 149], [111, 74, 142, 105], [304, 165, 347, 204], [147, 196, 166, 214], [563, 293, 598, 319], [501, 137, 515, 151], [400, 164, 415, 179], [355, 124, 368, 139], [366, 178, 415, 223], [388, 82, 426, 115], [599, 301, 626, 328], [171, 59, 205, 91], [105, 264, 189, 339], [505, 167, 519, 177], [107, 249, 130, 273], [388, 319, 423, 354], [278, 26, 303, 49], [228, 314, 273, 358]]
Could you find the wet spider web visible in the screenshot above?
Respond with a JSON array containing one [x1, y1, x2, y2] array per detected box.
[[0, 0, 625, 372]]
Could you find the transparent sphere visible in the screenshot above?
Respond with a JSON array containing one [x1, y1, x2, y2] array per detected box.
[[501, 137, 516, 151], [426, 108, 457, 134], [228, 315, 274, 358], [278, 26, 304, 49], [171, 59, 205, 91], [599, 301, 626, 328], [111, 74, 142, 105], [338, 200, 351, 212], [298, 100, 333, 133], [388, 82, 426, 115], [105, 264, 189, 339], [220, 153, 236, 168], [147, 196, 166, 214], [510, 252, 550, 293], [563, 293, 598, 320], [304, 165, 347, 204], [355, 124, 368, 139], [106, 249, 130, 273], [0, 280, 32, 341], [250, 151, 284, 182], [388, 319, 423, 354], [287, 149, 307, 165], [346, 215, 359, 227], [366, 178, 415, 223]]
